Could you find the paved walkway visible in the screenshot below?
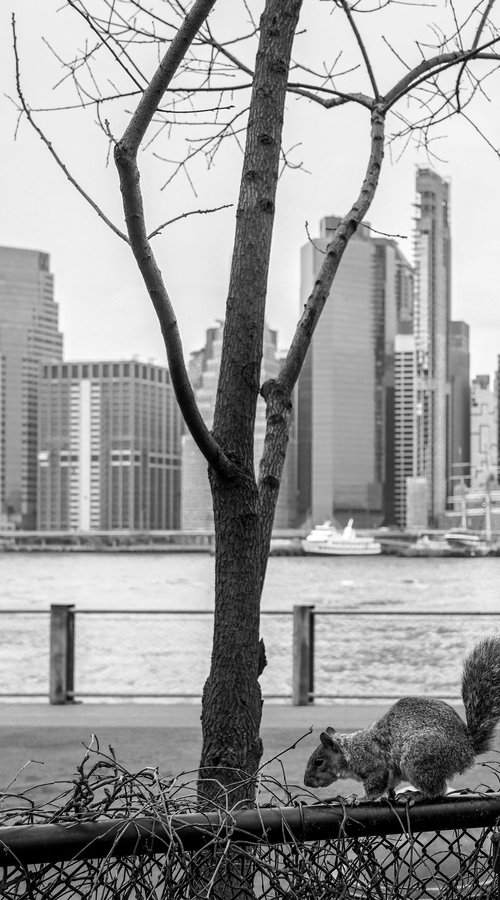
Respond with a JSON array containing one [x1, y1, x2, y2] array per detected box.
[[0, 701, 487, 801], [0, 701, 397, 729], [0, 702, 393, 792]]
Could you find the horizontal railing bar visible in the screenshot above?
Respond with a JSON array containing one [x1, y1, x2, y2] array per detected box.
[[0, 693, 47, 697], [0, 609, 292, 616], [74, 609, 292, 616], [72, 692, 292, 699], [0, 610, 50, 615], [312, 693, 458, 700], [315, 610, 500, 616], [1, 793, 500, 866], [77, 693, 204, 698], [76, 609, 214, 615], [0, 690, 461, 703], [3, 608, 500, 616]]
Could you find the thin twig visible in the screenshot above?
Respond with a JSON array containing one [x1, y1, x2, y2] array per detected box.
[[147, 203, 233, 239], [11, 14, 129, 244], [339, 0, 380, 99]]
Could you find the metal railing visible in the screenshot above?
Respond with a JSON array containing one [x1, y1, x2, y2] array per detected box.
[[2, 604, 500, 704], [1, 791, 500, 900], [1, 793, 500, 865], [291, 606, 500, 705]]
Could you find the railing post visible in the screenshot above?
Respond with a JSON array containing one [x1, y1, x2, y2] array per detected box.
[[491, 834, 500, 900], [49, 605, 75, 704], [292, 604, 315, 705]]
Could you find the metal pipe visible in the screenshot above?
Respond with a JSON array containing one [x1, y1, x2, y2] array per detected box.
[[1, 794, 500, 867]]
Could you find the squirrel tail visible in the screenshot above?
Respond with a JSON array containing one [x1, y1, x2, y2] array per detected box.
[[462, 636, 500, 754]]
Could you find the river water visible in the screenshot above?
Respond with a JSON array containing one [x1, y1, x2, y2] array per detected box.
[[2, 552, 500, 702]]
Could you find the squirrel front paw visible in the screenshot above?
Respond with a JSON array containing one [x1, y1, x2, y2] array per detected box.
[[395, 789, 424, 806], [343, 793, 361, 807]]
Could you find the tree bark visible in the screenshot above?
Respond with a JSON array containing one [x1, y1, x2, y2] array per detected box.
[[199, 0, 303, 806]]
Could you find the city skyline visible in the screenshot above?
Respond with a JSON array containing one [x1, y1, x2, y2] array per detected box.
[[0, 235, 497, 530], [1, 3, 499, 380]]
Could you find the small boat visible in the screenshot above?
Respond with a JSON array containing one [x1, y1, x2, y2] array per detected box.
[[443, 531, 491, 557], [301, 519, 382, 556], [397, 535, 453, 557]]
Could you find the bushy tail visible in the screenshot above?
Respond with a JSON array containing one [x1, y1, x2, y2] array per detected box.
[[462, 636, 500, 754]]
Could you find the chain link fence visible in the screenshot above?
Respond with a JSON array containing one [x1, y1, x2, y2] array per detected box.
[[1, 743, 500, 898]]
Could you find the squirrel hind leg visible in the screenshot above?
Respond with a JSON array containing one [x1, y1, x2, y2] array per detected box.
[[401, 758, 448, 799]]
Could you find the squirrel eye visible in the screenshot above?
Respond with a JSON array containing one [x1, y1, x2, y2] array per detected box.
[[314, 757, 323, 767]]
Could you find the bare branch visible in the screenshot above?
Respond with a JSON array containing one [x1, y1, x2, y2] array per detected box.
[[472, 0, 497, 49], [154, 107, 250, 191], [459, 106, 500, 156], [381, 33, 411, 72], [11, 14, 129, 244], [383, 40, 500, 110], [304, 220, 326, 255], [122, 0, 217, 150], [455, 0, 497, 108], [66, 0, 148, 90], [277, 103, 386, 396], [359, 221, 408, 240], [147, 203, 233, 240], [113, 0, 236, 479], [338, 0, 380, 99]]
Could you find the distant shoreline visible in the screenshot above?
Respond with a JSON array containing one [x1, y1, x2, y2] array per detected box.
[[0, 544, 213, 554]]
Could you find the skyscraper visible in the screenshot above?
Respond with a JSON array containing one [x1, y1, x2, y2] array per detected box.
[[297, 217, 413, 527], [372, 238, 414, 524], [394, 331, 417, 528], [0, 247, 63, 527], [413, 169, 451, 524], [181, 321, 296, 529], [448, 321, 470, 491], [471, 374, 497, 490], [37, 360, 181, 530]]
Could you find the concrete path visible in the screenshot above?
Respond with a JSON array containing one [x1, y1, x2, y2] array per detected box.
[[0, 701, 396, 729], [0, 702, 392, 796], [2, 701, 490, 804]]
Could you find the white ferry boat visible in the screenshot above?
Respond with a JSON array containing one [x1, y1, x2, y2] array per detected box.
[[301, 519, 382, 556]]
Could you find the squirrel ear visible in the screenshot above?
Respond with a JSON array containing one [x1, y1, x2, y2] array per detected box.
[[326, 726, 336, 736], [320, 730, 339, 750]]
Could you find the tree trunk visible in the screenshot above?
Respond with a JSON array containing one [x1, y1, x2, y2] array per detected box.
[[198, 0, 302, 807], [199, 469, 265, 806]]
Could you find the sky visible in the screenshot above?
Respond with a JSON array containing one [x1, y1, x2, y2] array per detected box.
[[1, 0, 500, 379]]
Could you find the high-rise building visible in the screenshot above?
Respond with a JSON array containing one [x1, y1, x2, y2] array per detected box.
[[37, 360, 181, 530], [0, 247, 63, 528], [471, 374, 497, 490], [297, 217, 413, 528], [181, 324, 222, 531], [413, 168, 452, 525], [394, 331, 417, 528], [448, 321, 470, 491], [181, 322, 296, 529], [372, 239, 414, 525]]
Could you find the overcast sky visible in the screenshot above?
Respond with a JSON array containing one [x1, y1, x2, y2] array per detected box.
[[2, 1, 500, 378]]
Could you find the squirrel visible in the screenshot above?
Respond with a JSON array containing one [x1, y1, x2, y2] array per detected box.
[[303, 636, 500, 801]]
